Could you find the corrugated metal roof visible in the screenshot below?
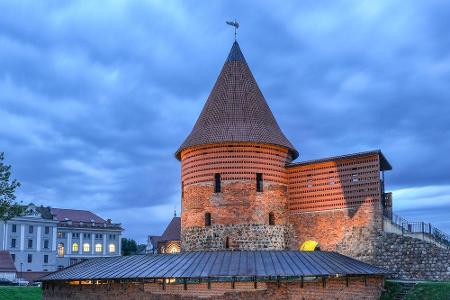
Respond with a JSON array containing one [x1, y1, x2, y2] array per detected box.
[[42, 251, 388, 281]]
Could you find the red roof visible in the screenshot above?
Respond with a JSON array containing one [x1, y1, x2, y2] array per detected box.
[[51, 208, 106, 223], [0, 251, 16, 273], [176, 41, 298, 160], [160, 217, 181, 241], [150, 217, 181, 246]]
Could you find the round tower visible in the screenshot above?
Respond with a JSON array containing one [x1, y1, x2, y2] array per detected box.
[[176, 42, 298, 251]]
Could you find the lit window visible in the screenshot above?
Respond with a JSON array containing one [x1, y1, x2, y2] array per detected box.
[[167, 244, 180, 254], [95, 243, 102, 253], [57, 243, 64, 257], [109, 244, 116, 253], [72, 243, 79, 252], [83, 243, 90, 252]]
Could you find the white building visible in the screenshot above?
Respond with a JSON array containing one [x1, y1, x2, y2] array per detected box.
[[0, 205, 123, 281]]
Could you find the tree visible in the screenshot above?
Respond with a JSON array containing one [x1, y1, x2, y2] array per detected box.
[[121, 238, 138, 256], [0, 152, 24, 221]]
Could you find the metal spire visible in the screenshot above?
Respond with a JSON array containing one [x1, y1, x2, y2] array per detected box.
[[226, 20, 239, 41]]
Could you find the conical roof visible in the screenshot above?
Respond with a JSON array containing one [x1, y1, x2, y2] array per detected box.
[[176, 41, 298, 160]]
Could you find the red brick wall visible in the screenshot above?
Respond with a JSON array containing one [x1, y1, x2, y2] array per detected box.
[[287, 154, 383, 252], [180, 143, 292, 250], [43, 276, 384, 299]]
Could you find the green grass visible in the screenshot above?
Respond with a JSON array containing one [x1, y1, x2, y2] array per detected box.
[[381, 281, 450, 300], [0, 287, 42, 300], [380, 281, 403, 300], [406, 282, 450, 300]]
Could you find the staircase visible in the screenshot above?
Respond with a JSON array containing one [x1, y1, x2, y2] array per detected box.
[[383, 210, 450, 249], [393, 282, 416, 300]]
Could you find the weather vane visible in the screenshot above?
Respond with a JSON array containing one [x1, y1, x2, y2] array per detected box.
[[226, 20, 239, 41]]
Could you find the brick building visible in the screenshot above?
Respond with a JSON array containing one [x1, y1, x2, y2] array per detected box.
[[41, 41, 391, 299], [147, 216, 181, 254], [177, 42, 392, 258]]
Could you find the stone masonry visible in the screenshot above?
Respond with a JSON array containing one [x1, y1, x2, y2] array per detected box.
[[337, 227, 450, 281], [182, 224, 292, 251]]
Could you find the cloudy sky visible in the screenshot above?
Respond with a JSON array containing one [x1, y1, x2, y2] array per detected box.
[[1, 1, 449, 243]]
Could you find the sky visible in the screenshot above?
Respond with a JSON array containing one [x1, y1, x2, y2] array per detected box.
[[0, 1, 449, 243]]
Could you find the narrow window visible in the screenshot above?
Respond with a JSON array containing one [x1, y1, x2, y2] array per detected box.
[[181, 181, 184, 200], [214, 173, 221, 193], [44, 255, 48, 264], [11, 254, 15, 262], [44, 240, 49, 249], [12, 224, 16, 233], [225, 237, 230, 249], [256, 173, 263, 192], [205, 212, 211, 226], [269, 212, 275, 225], [27, 254, 32, 263], [11, 238, 16, 248], [44, 226, 50, 234], [29, 225, 34, 234], [28, 239, 33, 249]]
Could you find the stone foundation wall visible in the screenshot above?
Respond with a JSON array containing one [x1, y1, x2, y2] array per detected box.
[[337, 227, 450, 281], [182, 224, 292, 251], [43, 276, 384, 300], [374, 233, 450, 281]]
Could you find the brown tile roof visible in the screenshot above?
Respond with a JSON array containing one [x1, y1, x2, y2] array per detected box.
[[0, 251, 16, 273], [176, 41, 298, 160], [149, 217, 181, 248], [160, 217, 181, 242], [50, 208, 106, 223], [21, 271, 50, 283]]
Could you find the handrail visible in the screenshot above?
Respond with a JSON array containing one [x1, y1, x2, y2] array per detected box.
[[383, 210, 450, 248]]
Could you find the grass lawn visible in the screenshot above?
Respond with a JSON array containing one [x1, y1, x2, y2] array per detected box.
[[0, 286, 42, 300], [382, 281, 450, 300], [406, 282, 450, 300]]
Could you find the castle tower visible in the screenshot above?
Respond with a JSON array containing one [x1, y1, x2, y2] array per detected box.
[[176, 42, 298, 251]]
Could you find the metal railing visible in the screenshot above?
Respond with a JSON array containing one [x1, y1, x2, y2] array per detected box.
[[383, 210, 450, 248]]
